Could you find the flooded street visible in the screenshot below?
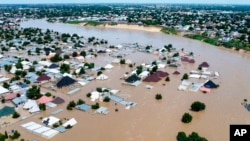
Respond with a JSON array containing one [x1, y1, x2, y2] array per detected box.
[[1, 19, 249, 141]]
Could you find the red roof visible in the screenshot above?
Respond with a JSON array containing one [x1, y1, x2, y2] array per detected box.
[[172, 71, 180, 75], [4, 93, 17, 100], [37, 74, 51, 82], [143, 71, 169, 82], [37, 96, 53, 104]]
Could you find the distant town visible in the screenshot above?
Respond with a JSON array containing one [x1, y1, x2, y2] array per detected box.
[[0, 4, 250, 51]]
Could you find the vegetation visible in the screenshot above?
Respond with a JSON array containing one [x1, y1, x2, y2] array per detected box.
[[91, 103, 100, 109], [161, 27, 179, 35], [165, 76, 170, 82], [77, 99, 85, 105], [191, 101, 206, 112], [9, 130, 21, 140], [67, 101, 76, 110], [155, 94, 162, 100], [12, 112, 20, 119], [39, 103, 46, 111], [182, 73, 189, 80], [120, 59, 125, 64], [66, 20, 83, 24], [103, 96, 110, 102], [84, 21, 103, 26], [177, 131, 208, 141], [181, 113, 192, 123], [26, 85, 41, 99]]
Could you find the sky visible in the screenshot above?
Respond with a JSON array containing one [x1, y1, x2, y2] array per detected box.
[[0, 0, 250, 5]]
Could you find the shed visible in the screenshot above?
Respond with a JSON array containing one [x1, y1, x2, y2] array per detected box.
[[75, 104, 91, 111]]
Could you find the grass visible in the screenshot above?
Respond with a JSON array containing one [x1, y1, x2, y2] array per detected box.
[[161, 27, 179, 35], [84, 21, 103, 26], [66, 20, 83, 24]]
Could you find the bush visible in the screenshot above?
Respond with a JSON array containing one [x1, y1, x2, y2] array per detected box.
[[12, 112, 20, 119], [182, 73, 189, 80], [165, 76, 170, 82], [103, 96, 110, 102], [181, 113, 192, 123], [77, 99, 85, 105], [177, 131, 208, 141], [91, 103, 100, 109], [9, 130, 20, 140], [45, 92, 52, 97], [155, 94, 162, 100], [39, 103, 46, 111], [191, 101, 206, 112], [86, 93, 91, 97]]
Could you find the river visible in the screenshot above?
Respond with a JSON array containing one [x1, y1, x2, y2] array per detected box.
[[5, 19, 249, 141]]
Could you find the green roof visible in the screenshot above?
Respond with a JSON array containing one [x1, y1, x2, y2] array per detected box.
[[0, 106, 15, 117]]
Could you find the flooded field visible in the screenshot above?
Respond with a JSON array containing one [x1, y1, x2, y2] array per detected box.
[[0, 19, 249, 141]]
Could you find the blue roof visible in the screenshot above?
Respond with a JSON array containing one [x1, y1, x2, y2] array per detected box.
[[54, 126, 67, 133], [49, 64, 59, 69], [12, 95, 27, 105], [0, 60, 12, 67], [109, 95, 124, 103], [19, 82, 28, 88], [75, 104, 91, 111]]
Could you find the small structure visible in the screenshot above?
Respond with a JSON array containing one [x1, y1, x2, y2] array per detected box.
[[42, 116, 60, 126], [56, 76, 76, 88], [37, 96, 53, 104], [204, 80, 218, 89], [23, 100, 40, 114], [96, 74, 108, 80], [51, 97, 65, 104], [36, 74, 51, 83], [172, 70, 180, 75], [104, 64, 113, 69], [0, 106, 15, 117], [95, 107, 109, 114], [63, 118, 77, 127], [75, 104, 91, 111], [0, 86, 10, 95]]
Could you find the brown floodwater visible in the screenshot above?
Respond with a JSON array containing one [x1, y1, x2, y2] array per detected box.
[[0, 19, 249, 141]]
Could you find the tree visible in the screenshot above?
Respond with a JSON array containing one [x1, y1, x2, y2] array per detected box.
[[9, 130, 20, 140], [80, 50, 86, 57], [4, 131, 8, 139], [103, 96, 110, 102], [0, 133, 5, 141], [182, 73, 189, 80], [4, 65, 11, 72], [50, 54, 62, 62], [3, 82, 9, 89], [77, 99, 85, 105], [120, 59, 125, 64], [79, 67, 85, 75], [97, 71, 102, 76], [191, 101, 206, 112], [176, 131, 187, 141], [26, 85, 41, 99], [165, 76, 170, 82], [91, 103, 100, 109], [39, 103, 46, 111], [12, 112, 20, 118], [60, 63, 70, 73], [155, 94, 162, 100], [72, 51, 78, 57], [64, 54, 70, 59], [181, 113, 192, 123]]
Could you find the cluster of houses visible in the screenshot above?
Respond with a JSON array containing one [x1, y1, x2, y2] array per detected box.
[[178, 62, 220, 93]]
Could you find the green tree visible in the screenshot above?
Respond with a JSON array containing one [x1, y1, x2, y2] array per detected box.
[[3, 82, 9, 89], [60, 64, 70, 73], [103, 96, 110, 102], [80, 50, 86, 57], [91, 103, 100, 109], [191, 101, 206, 112], [12, 112, 20, 119], [50, 54, 62, 62], [155, 94, 162, 100], [176, 131, 187, 141], [182, 73, 189, 80], [39, 103, 46, 111], [181, 113, 192, 123], [120, 59, 125, 64], [77, 99, 85, 105], [26, 85, 41, 99], [72, 51, 78, 57]]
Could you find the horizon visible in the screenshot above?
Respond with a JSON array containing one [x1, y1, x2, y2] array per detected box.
[[0, 0, 250, 5]]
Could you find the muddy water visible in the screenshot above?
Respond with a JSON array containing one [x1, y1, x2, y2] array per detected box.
[[1, 19, 249, 141]]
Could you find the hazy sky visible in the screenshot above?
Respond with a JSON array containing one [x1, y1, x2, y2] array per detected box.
[[0, 0, 250, 5]]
